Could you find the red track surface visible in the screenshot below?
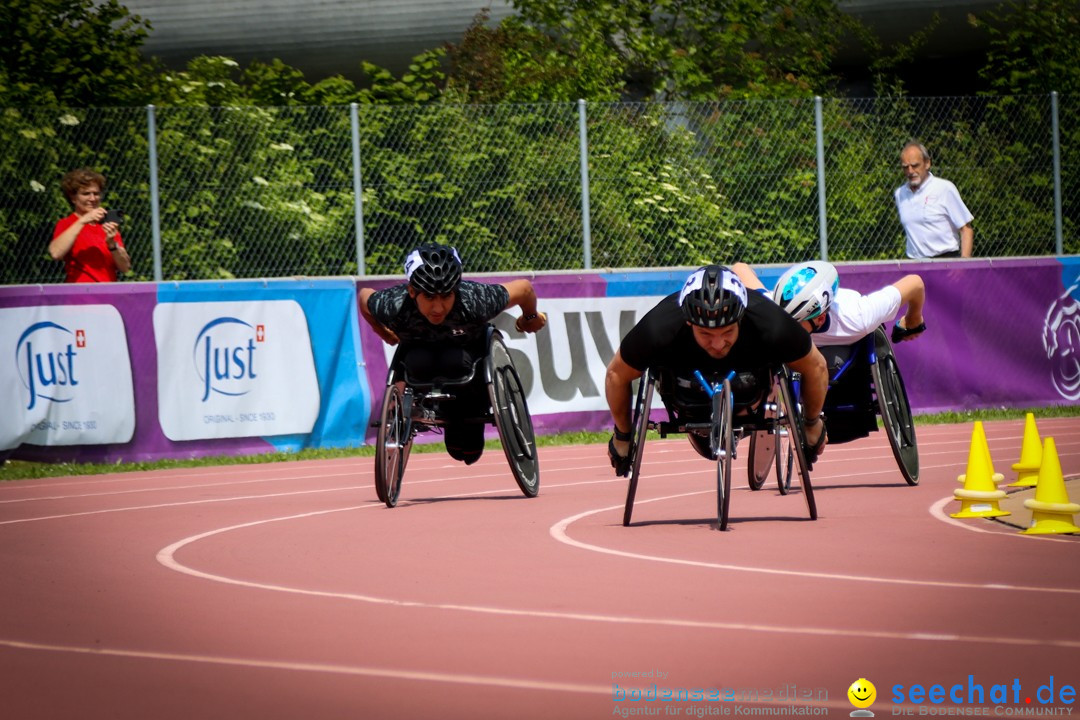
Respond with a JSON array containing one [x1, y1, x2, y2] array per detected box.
[[2, 418, 1079, 720]]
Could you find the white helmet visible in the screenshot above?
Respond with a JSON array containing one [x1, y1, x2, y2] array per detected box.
[[772, 261, 839, 322]]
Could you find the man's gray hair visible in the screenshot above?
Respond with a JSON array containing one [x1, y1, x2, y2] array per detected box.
[[901, 140, 931, 163]]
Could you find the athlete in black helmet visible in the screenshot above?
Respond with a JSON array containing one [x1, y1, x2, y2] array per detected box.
[[359, 243, 546, 464], [604, 264, 829, 472]]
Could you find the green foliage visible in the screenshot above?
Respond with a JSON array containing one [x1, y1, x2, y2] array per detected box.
[[446, 12, 624, 102], [0, 0, 159, 107], [972, 0, 1080, 256], [973, 0, 1080, 95], [0, 0, 1074, 283], [508, 0, 858, 99]]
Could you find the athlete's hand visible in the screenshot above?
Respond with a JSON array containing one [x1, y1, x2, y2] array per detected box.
[[375, 326, 400, 345], [804, 418, 827, 462], [608, 435, 631, 476], [515, 312, 547, 334]]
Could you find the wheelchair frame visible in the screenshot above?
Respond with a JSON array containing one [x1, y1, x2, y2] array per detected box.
[[746, 325, 919, 491], [372, 326, 539, 507], [620, 365, 817, 531]]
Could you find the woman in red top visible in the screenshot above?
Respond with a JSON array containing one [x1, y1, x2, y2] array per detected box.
[[49, 168, 131, 282]]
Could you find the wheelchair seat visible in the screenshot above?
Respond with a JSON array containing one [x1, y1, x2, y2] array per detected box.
[[655, 367, 772, 426], [819, 336, 878, 445]]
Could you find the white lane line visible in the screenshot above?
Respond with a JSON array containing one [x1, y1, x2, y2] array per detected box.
[[0, 637, 611, 695], [153, 503, 1080, 649], [928, 495, 1080, 544], [0, 487, 379, 526], [548, 493, 1080, 595]]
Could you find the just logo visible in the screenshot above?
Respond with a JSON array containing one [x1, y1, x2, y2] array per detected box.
[[16, 321, 79, 411], [193, 317, 260, 402]]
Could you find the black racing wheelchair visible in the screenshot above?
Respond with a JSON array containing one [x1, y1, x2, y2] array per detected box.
[[747, 325, 918, 492], [620, 363, 818, 532], [371, 326, 539, 507]]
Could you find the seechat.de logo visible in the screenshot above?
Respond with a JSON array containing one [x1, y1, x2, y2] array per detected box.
[[16, 321, 80, 410], [192, 317, 262, 402]]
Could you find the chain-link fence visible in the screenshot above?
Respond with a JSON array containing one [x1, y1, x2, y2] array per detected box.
[[1, 94, 1074, 285]]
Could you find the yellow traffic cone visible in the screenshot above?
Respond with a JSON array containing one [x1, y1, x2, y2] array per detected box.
[[1022, 438, 1080, 535], [952, 422, 1010, 519], [1008, 413, 1042, 488], [958, 421, 1005, 486]]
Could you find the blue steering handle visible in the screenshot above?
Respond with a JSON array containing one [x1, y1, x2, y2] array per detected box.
[[694, 369, 736, 398]]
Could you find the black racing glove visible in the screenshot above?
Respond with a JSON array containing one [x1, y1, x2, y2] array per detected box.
[[608, 435, 632, 477]]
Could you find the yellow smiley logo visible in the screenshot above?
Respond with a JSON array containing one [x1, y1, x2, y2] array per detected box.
[[848, 678, 877, 709]]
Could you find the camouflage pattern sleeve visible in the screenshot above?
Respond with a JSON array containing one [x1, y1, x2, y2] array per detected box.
[[367, 284, 409, 327]]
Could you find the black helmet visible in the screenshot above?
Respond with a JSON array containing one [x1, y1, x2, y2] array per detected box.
[[678, 265, 747, 328], [404, 243, 463, 294]]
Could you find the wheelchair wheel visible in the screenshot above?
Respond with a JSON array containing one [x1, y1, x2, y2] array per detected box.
[[374, 382, 412, 508], [487, 335, 540, 498], [714, 377, 734, 531], [622, 370, 655, 526], [872, 328, 920, 485], [774, 424, 795, 495], [747, 430, 775, 491], [775, 368, 817, 520]]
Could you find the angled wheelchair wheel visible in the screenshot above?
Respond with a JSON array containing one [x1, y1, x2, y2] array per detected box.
[[872, 327, 920, 485], [714, 377, 734, 531], [623, 370, 655, 526], [775, 368, 817, 520], [374, 382, 412, 508], [487, 334, 539, 498]]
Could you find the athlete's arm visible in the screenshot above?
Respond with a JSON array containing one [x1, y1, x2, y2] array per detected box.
[[501, 279, 547, 333], [891, 274, 926, 339], [731, 262, 767, 293], [359, 287, 400, 345], [786, 345, 828, 451], [605, 349, 644, 457]]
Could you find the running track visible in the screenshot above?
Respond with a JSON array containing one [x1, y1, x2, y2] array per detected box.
[[1, 418, 1078, 720]]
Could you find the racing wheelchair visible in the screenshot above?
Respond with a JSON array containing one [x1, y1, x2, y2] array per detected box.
[[372, 326, 539, 507], [746, 325, 918, 492], [620, 364, 818, 532]]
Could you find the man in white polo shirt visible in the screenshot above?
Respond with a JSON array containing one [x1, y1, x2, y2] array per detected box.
[[894, 141, 974, 259]]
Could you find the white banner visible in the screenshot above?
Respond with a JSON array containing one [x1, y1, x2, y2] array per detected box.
[[154, 300, 320, 441], [379, 295, 663, 415], [0, 305, 135, 449]]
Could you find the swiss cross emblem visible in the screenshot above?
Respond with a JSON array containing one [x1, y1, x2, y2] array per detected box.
[[75, 329, 86, 348], [256, 324, 265, 342]]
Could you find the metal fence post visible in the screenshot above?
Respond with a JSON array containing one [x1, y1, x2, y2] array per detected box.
[[1051, 91, 1064, 256], [146, 105, 163, 281], [578, 99, 593, 270], [814, 96, 829, 262], [350, 103, 367, 276]]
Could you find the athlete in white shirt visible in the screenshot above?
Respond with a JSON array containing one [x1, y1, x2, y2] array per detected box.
[[894, 141, 974, 258], [732, 261, 926, 346]]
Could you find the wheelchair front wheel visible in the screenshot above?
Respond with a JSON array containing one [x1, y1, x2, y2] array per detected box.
[[714, 378, 734, 531], [488, 335, 540, 498], [623, 370, 655, 526], [872, 328, 920, 485], [374, 382, 412, 508]]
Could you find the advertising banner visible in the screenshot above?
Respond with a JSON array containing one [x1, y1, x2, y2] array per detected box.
[[154, 300, 320, 441], [0, 304, 135, 450]]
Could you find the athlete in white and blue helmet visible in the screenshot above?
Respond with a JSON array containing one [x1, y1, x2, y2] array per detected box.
[[733, 261, 927, 347]]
